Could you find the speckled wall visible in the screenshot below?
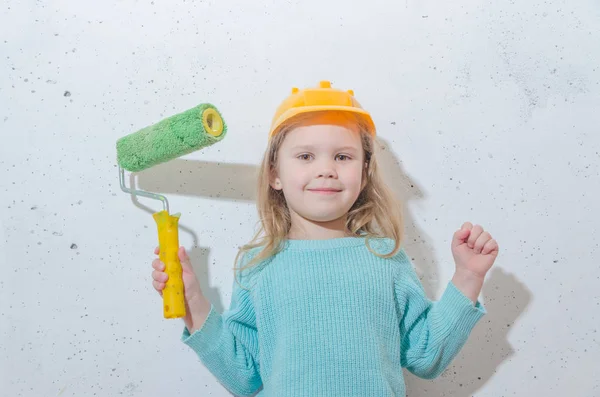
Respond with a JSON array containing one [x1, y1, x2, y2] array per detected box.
[[1, 0, 599, 396]]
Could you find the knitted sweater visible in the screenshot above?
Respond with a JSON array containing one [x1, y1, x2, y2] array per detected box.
[[181, 237, 486, 396]]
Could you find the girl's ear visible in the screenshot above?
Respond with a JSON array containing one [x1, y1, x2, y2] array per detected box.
[[269, 168, 282, 190]]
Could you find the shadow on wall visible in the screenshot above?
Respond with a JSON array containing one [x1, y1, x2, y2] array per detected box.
[[375, 137, 439, 298], [376, 137, 529, 395], [406, 267, 532, 397], [126, 137, 530, 396], [375, 137, 533, 396]]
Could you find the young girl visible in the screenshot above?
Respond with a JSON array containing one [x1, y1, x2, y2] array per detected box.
[[151, 81, 499, 396]]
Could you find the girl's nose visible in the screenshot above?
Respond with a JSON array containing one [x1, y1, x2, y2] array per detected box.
[[317, 161, 338, 178]]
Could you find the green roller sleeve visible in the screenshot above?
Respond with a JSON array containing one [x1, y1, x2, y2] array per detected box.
[[116, 103, 227, 172]]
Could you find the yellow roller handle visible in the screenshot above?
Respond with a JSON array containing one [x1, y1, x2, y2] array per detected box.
[[152, 210, 186, 319]]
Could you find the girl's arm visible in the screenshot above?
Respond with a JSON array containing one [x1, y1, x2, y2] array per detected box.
[[181, 257, 262, 397], [394, 250, 486, 379]]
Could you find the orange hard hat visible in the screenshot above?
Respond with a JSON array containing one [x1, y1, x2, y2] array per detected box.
[[268, 80, 376, 138]]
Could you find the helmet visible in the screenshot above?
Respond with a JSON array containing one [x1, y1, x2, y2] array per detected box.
[[268, 80, 376, 138]]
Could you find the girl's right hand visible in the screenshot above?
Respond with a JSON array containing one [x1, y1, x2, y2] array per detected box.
[[151, 246, 211, 331]]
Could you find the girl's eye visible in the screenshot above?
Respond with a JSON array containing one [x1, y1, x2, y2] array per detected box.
[[297, 154, 351, 161]]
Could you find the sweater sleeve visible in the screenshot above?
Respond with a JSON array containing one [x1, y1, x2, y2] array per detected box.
[[394, 249, 486, 379], [181, 254, 262, 396]]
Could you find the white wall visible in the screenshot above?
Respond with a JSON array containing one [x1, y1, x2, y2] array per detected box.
[[2, 0, 599, 396]]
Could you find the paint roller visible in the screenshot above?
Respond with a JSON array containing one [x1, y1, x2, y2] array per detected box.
[[116, 104, 227, 319]]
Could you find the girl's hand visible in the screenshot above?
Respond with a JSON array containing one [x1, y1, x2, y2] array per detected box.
[[451, 222, 499, 279], [450, 222, 499, 303], [151, 246, 211, 332]]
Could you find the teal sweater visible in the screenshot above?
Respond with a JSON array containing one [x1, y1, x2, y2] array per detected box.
[[181, 237, 486, 396]]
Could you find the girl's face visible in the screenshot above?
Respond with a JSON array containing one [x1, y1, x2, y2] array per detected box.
[[270, 114, 365, 234]]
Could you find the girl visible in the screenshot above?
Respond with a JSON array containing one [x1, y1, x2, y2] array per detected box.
[[151, 81, 499, 396]]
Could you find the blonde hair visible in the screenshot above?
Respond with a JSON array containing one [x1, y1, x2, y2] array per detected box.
[[233, 111, 404, 278]]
